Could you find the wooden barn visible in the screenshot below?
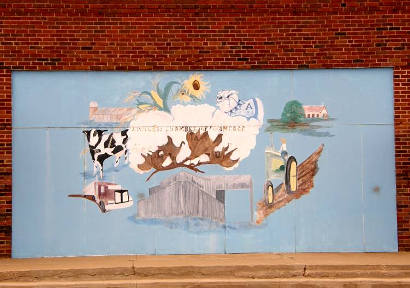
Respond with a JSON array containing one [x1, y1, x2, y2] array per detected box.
[[137, 171, 253, 223]]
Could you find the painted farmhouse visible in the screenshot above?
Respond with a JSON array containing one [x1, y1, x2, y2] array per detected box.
[[303, 105, 329, 119]]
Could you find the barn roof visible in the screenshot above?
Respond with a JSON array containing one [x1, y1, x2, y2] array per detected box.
[[303, 105, 327, 113]]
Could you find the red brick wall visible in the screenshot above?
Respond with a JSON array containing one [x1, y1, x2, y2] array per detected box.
[[0, 0, 409, 257]]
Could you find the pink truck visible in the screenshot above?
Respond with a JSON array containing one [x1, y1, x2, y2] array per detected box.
[[69, 181, 133, 213]]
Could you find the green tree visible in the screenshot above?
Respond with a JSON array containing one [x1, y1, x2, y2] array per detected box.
[[280, 100, 305, 123]]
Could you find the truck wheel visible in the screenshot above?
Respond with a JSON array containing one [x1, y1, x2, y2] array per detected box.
[[264, 180, 274, 205], [99, 201, 106, 213], [285, 156, 297, 194]]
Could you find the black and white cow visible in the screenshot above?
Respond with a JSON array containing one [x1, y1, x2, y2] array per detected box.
[[82, 129, 129, 179]]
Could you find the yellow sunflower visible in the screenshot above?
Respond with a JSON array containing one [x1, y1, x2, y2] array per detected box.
[[182, 74, 210, 99]]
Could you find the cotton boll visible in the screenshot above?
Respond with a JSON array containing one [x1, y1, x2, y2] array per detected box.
[[127, 100, 264, 174]]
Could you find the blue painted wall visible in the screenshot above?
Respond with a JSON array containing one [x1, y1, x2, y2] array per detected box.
[[12, 69, 397, 257]]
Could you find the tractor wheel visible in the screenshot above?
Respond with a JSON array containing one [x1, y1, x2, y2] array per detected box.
[[264, 180, 274, 205], [285, 156, 298, 194]]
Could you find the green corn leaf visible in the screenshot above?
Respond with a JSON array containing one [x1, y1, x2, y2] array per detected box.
[[162, 81, 180, 101], [155, 82, 163, 99]]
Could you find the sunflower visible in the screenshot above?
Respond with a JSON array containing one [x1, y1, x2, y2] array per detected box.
[[182, 74, 209, 99]]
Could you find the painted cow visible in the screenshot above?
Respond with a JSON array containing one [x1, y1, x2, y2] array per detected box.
[[82, 129, 129, 179], [216, 90, 260, 119]]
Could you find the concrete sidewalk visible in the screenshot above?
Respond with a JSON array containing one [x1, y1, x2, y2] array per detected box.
[[1, 253, 410, 287]]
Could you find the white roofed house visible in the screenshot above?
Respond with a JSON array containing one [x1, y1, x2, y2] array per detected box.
[[303, 105, 329, 119]]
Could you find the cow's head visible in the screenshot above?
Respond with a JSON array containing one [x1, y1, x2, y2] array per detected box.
[[121, 129, 129, 137], [82, 130, 91, 142], [83, 129, 107, 146]]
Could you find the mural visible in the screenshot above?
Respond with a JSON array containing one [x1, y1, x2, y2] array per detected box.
[[12, 69, 397, 257]]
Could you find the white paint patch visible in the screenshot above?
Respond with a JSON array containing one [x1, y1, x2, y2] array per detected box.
[[162, 156, 172, 167], [191, 154, 210, 165]]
